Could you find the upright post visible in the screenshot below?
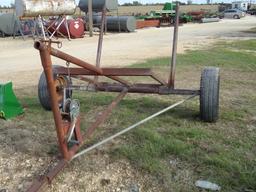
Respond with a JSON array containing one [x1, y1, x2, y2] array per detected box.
[[94, 6, 107, 82], [168, 2, 179, 88], [117, 8, 121, 33], [12, 13, 16, 39], [36, 42, 70, 160], [88, 0, 93, 37]]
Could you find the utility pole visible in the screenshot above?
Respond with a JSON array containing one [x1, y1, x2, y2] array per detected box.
[[88, 0, 93, 37]]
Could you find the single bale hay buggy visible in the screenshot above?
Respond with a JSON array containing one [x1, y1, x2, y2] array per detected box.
[[28, 2, 220, 192]]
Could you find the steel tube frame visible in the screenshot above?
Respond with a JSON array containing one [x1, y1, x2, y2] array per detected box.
[[35, 41, 103, 75], [28, 3, 198, 190], [35, 41, 199, 96], [37, 42, 70, 160], [34, 39, 199, 158], [28, 159, 67, 192], [96, 83, 199, 95]]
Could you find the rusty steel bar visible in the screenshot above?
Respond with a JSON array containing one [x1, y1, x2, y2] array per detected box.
[[50, 47, 103, 75], [27, 159, 68, 192], [27, 177, 48, 192], [35, 44, 132, 86], [56, 67, 154, 76], [150, 73, 167, 85], [84, 89, 128, 138], [34, 41, 103, 75], [97, 83, 159, 94], [95, 6, 107, 82], [45, 159, 68, 182], [95, 83, 199, 95], [168, 2, 180, 88], [66, 89, 127, 158], [101, 68, 154, 76], [108, 76, 131, 87], [96, 7, 106, 68], [36, 42, 70, 160], [56, 67, 165, 86], [63, 82, 199, 95]]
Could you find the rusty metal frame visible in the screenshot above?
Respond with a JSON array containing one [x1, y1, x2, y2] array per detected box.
[[27, 3, 199, 191]]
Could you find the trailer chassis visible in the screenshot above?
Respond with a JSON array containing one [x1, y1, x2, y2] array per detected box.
[[27, 3, 219, 191]]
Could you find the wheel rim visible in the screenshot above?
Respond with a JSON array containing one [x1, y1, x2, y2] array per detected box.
[[55, 76, 68, 103]]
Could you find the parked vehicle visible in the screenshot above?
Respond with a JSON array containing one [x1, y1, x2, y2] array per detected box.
[[247, 9, 256, 15], [222, 9, 245, 19]]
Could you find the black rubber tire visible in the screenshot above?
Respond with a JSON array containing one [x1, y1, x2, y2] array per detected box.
[[38, 66, 72, 111], [200, 67, 220, 122], [233, 14, 240, 19]]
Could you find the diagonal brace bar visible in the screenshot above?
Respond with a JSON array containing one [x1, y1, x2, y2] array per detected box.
[[34, 41, 103, 75], [84, 88, 128, 138]]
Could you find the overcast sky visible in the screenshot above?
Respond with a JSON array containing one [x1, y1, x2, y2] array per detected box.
[[0, 0, 234, 6]]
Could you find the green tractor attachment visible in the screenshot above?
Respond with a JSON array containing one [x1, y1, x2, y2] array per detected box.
[[0, 82, 24, 120]]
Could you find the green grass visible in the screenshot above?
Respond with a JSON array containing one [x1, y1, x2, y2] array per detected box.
[[5, 40, 256, 191], [131, 40, 256, 71], [112, 40, 256, 191]]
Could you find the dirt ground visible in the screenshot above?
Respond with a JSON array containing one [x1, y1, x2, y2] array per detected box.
[[0, 16, 256, 192], [0, 16, 256, 89]]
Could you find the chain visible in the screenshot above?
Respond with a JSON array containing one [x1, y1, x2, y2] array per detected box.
[[57, 41, 62, 49], [66, 61, 72, 97]]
